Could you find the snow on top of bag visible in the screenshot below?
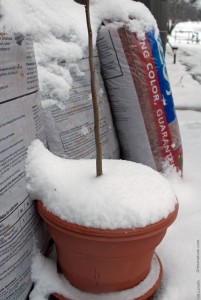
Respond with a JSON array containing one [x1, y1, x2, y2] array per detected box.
[[0, 0, 158, 107], [25, 140, 177, 229]]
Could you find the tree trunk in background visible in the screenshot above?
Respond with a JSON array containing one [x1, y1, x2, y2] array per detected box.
[[74, 0, 86, 4]]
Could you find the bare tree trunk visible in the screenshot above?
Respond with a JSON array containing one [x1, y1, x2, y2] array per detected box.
[[75, 0, 86, 4], [85, 0, 103, 177]]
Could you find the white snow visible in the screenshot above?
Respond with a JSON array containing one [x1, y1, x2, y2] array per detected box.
[[0, 0, 158, 108], [25, 139, 177, 229], [30, 249, 161, 300]]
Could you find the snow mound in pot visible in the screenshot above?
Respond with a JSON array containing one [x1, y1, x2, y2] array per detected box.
[[25, 140, 177, 229]]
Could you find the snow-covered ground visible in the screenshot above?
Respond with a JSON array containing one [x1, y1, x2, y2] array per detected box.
[[150, 34, 201, 300]]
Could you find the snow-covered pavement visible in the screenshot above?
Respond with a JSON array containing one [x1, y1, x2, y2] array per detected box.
[[166, 41, 201, 111]]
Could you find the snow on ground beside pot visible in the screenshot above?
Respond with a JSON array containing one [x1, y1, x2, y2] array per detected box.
[[149, 40, 201, 300], [0, 0, 157, 108], [25, 139, 177, 229], [152, 111, 201, 300]]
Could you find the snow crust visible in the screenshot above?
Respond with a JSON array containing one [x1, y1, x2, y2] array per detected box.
[[25, 139, 177, 229], [29, 249, 160, 300], [0, 0, 158, 107]]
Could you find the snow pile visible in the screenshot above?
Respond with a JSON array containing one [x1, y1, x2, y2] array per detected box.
[[0, 0, 158, 107], [29, 250, 160, 300], [25, 139, 177, 229]]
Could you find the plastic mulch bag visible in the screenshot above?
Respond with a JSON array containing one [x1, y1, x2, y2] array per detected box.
[[97, 22, 183, 173]]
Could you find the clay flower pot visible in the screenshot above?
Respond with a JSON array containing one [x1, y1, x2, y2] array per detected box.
[[37, 200, 178, 294]]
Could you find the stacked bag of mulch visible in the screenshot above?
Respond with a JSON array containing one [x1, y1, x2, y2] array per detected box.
[[97, 21, 183, 173]]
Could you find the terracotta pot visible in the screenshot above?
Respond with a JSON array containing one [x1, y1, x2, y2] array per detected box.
[[37, 201, 178, 294]]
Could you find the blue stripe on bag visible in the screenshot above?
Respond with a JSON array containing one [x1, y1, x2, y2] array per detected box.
[[146, 30, 176, 124]]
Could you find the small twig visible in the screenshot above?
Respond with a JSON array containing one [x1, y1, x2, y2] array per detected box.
[[85, 0, 102, 177], [179, 75, 184, 87]]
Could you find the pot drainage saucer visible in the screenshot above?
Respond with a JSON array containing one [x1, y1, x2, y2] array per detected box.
[[51, 254, 162, 300]]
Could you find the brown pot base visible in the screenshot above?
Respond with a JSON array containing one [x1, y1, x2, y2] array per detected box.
[[37, 201, 178, 293], [51, 254, 162, 300]]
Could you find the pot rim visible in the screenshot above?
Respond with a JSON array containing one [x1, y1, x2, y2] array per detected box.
[[36, 200, 179, 238]]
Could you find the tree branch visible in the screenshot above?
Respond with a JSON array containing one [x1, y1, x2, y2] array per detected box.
[[85, 0, 102, 177]]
